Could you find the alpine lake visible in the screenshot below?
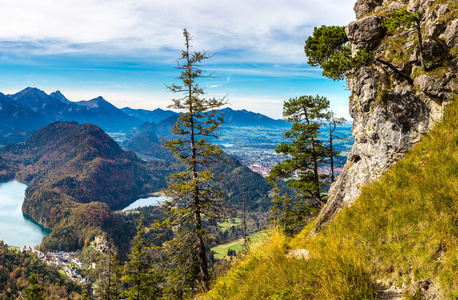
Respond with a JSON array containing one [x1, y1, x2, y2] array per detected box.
[[0, 181, 51, 247], [0, 180, 165, 247]]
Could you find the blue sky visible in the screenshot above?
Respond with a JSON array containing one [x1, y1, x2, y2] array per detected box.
[[0, 0, 356, 119]]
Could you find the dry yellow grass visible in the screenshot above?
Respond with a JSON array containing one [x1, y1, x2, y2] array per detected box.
[[201, 96, 458, 299]]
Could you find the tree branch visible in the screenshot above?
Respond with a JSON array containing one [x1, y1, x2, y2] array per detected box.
[[376, 59, 413, 85]]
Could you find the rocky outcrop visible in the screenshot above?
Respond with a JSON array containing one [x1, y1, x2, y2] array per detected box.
[[315, 0, 458, 229], [442, 19, 458, 47], [407, 280, 442, 300], [353, 0, 383, 19], [346, 15, 383, 52]]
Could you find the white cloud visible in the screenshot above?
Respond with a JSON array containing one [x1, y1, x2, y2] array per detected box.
[[209, 76, 231, 89], [0, 0, 356, 63], [0, 0, 357, 118], [207, 64, 324, 79]]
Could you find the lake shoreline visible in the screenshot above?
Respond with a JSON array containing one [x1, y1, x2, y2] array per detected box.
[[119, 195, 168, 211], [0, 181, 51, 247]]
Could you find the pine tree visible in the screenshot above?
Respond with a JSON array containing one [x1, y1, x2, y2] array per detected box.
[[304, 25, 352, 81], [326, 112, 346, 182], [269, 183, 305, 236], [156, 29, 228, 295], [123, 217, 162, 300], [96, 242, 123, 300], [382, 9, 427, 70], [268, 95, 330, 207], [304, 24, 412, 84], [267, 95, 331, 234], [22, 273, 44, 300]]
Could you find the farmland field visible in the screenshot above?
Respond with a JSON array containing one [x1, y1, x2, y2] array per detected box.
[[211, 230, 268, 259]]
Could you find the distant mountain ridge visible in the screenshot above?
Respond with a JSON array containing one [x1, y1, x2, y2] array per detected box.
[[0, 87, 288, 146], [49, 90, 71, 103], [0, 87, 143, 144], [8, 87, 69, 122], [219, 107, 288, 127], [123, 106, 289, 129], [121, 107, 178, 124], [0, 92, 47, 144], [67, 96, 140, 130]]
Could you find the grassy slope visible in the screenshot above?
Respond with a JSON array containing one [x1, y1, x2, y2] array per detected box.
[[202, 98, 458, 299], [217, 218, 242, 232], [211, 231, 267, 259]]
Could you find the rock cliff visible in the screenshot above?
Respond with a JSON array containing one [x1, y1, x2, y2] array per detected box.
[[316, 0, 458, 228]]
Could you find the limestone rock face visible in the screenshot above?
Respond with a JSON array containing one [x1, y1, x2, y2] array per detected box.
[[346, 15, 383, 52], [425, 20, 445, 38], [353, 0, 383, 19], [387, 1, 404, 12], [441, 20, 458, 47], [414, 74, 456, 99], [429, 4, 450, 19], [315, 0, 458, 229]]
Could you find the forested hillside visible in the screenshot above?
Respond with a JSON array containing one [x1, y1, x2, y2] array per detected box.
[[0, 122, 152, 251], [0, 120, 273, 254], [0, 243, 84, 299], [123, 123, 273, 210]]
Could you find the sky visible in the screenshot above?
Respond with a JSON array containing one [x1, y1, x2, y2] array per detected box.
[[0, 0, 356, 120]]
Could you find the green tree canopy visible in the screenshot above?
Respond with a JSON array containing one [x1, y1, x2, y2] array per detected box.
[[304, 25, 352, 81], [304, 25, 375, 81], [267, 95, 335, 235], [122, 217, 162, 300], [22, 273, 44, 300], [96, 243, 124, 300], [382, 8, 427, 70], [268, 95, 330, 207]]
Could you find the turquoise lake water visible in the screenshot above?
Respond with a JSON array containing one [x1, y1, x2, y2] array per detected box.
[[0, 180, 168, 246], [0, 181, 51, 247], [122, 195, 168, 211]]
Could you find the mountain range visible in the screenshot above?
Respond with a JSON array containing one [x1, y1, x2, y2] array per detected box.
[[0, 92, 46, 144], [0, 87, 289, 146], [1, 87, 141, 140], [122, 106, 289, 128]]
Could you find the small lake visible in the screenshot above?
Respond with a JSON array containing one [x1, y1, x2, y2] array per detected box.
[[122, 195, 168, 211], [0, 181, 51, 247], [218, 143, 234, 148]]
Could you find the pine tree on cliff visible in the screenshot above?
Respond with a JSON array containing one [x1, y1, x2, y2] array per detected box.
[[382, 9, 428, 71], [154, 29, 228, 295], [304, 25, 374, 81], [304, 24, 413, 84]]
